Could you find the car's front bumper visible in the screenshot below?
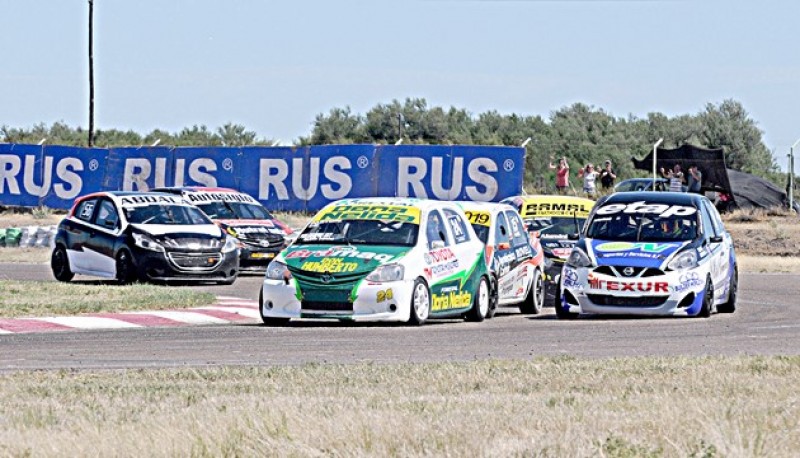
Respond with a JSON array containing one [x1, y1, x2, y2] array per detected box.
[[133, 248, 239, 282], [560, 266, 706, 317], [237, 246, 280, 273], [261, 278, 415, 322]]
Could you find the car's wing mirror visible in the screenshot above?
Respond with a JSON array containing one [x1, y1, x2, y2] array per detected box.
[[567, 233, 580, 240], [497, 242, 511, 250], [709, 235, 723, 244], [103, 219, 117, 229]]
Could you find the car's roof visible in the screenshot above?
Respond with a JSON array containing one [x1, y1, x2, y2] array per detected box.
[[326, 197, 456, 211], [506, 194, 596, 205], [456, 201, 515, 214], [152, 186, 238, 193], [601, 191, 702, 206]]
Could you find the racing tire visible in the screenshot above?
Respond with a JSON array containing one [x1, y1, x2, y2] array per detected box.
[[519, 268, 544, 315], [466, 276, 491, 322], [485, 276, 499, 319], [51, 245, 74, 282], [407, 278, 430, 326], [259, 291, 290, 326], [217, 275, 238, 286], [697, 277, 714, 318], [115, 249, 137, 284], [554, 278, 578, 320], [717, 265, 737, 314]]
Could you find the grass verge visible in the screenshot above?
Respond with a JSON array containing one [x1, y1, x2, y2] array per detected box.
[[0, 280, 215, 318], [0, 357, 798, 457], [737, 255, 800, 273]]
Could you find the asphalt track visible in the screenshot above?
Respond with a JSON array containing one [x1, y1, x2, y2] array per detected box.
[[1, 263, 799, 371]]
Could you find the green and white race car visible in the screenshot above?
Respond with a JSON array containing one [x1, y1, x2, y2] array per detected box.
[[260, 198, 492, 325]]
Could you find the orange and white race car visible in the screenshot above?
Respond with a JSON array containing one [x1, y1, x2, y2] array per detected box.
[[459, 201, 546, 315]]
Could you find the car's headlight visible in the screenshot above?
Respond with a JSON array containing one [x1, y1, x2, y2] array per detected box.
[[132, 232, 164, 252], [366, 263, 404, 282], [667, 249, 698, 271], [565, 247, 592, 268], [222, 236, 238, 253], [265, 261, 291, 281]]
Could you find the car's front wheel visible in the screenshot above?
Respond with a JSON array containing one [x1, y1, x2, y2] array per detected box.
[[115, 249, 137, 284], [51, 245, 74, 282], [520, 268, 544, 315], [408, 278, 430, 326], [718, 265, 737, 314], [697, 277, 714, 318], [466, 276, 490, 322], [554, 277, 578, 320]]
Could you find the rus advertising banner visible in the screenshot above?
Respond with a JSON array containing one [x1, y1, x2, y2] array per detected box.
[[0, 144, 524, 211]]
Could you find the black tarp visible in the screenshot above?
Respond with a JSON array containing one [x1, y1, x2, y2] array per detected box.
[[631, 144, 733, 195], [726, 168, 798, 212]]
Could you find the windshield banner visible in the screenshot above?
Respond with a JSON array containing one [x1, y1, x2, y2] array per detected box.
[[0, 144, 524, 211]]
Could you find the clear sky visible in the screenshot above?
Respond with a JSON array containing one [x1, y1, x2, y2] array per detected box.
[[2, 0, 799, 169]]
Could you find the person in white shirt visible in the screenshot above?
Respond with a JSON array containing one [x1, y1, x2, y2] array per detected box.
[[660, 164, 685, 192], [577, 164, 600, 198]]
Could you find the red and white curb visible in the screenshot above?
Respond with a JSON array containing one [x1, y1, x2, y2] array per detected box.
[[0, 296, 261, 334]]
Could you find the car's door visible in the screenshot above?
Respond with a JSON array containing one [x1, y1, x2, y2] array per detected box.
[[66, 197, 99, 271], [698, 201, 727, 299], [701, 200, 732, 298], [502, 210, 535, 303], [80, 197, 122, 276], [491, 211, 517, 303]]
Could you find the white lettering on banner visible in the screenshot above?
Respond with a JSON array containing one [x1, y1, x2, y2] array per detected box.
[[322, 156, 352, 199], [466, 158, 498, 201], [431, 157, 463, 200], [53, 157, 83, 199], [174, 158, 186, 187], [258, 159, 289, 200], [23, 155, 53, 197], [188, 158, 217, 187], [0, 154, 22, 194], [292, 157, 320, 200], [155, 157, 167, 188], [398, 157, 428, 197], [123, 158, 151, 191]]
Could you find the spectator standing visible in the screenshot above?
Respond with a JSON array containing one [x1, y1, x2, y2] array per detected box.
[[549, 157, 570, 194], [599, 160, 617, 190], [687, 165, 702, 194], [660, 164, 685, 192], [577, 163, 600, 198]]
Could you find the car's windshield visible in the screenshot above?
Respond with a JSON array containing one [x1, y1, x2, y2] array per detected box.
[[197, 201, 272, 220], [615, 180, 652, 192], [470, 224, 490, 244], [586, 206, 699, 242], [526, 217, 586, 237], [295, 219, 419, 246], [124, 204, 210, 225]]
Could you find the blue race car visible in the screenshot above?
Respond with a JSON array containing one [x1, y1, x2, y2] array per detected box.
[[557, 192, 737, 318]]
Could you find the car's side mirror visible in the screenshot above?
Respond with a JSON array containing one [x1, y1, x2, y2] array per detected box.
[[103, 219, 117, 229], [497, 242, 511, 250], [709, 235, 723, 244], [567, 233, 580, 240], [430, 240, 445, 249]]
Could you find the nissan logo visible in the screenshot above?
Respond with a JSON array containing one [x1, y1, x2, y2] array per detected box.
[[623, 267, 635, 276]]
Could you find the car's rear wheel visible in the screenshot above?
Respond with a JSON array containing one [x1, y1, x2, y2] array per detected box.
[[485, 276, 498, 319], [259, 290, 290, 326], [408, 278, 430, 326], [115, 249, 136, 284], [697, 277, 714, 318], [466, 276, 490, 322], [718, 265, 737, 314], [520, 268, 544, 315], [51, 245, 74, 282]]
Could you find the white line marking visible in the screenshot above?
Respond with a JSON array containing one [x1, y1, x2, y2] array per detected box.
[[197, 306, 261, 319], [215, 296, 250, 301], [39, 316, 141, 329], [216, 300, 259, 308], [0, 329, 13, 334], [134, 310, 229, 325]]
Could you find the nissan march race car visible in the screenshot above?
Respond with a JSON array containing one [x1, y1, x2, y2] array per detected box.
[[51, 192, 239, 284], [557, 192, 737, 318], [460, 202, 546, 315], [260, 198, 492, 325], [501, 195, 595, 307], [153, 187, 292, 272]]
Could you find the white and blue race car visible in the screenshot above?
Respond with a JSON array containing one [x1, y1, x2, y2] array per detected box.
[[557, 192, 737, 318]]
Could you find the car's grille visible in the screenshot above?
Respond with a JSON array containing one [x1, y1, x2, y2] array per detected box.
[[587, 294, 669, 307], [301, 301, 353, 312], [288, 267, 367, 288], [162, 238, 221, 250], [238, 233, 284, 249], [168, 252, 222, 270], [593, 266, 664, 277]]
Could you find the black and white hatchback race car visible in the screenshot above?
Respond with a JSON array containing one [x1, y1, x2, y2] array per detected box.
[[557, 192, 737, 318], [51, 192, 239, 284]]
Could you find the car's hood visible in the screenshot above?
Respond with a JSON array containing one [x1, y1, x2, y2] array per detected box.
[[281, 244, 411, 276], [130, 223, 222, 238], [587, 238, 689, 268], [216, 218, 293, 235]]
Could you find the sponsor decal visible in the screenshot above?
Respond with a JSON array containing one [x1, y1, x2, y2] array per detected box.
[[552, 248, 572, 258], [587, 274, 668, 293], [674, 271, 704, 293], [595, 242, 675, 254], [464, 210, 491, 226], [314, 204, 421, 224], [185, 191, 258, 204], [285, 247, 394, 263], [515, 245, 532, 259], [300, 258, 358, 273], [563, 268, 581, 289], [432, 291, 472, 311], [376, 288, 394, 303], [429, 259, 460, 277], [522, 202, 592, 218], [119, 195, 185, 207], [595, 201, 697, 218], [424, 248, 456, 265]]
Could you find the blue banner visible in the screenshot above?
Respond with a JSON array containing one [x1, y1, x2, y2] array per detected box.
[[0, 144, 524, 211]]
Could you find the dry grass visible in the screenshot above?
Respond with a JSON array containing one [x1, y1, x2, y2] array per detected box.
[[0, 357, 798, 457], [0, 208, 64, 228], [0, 280, 215, 318], [0, 247, 50, 263]]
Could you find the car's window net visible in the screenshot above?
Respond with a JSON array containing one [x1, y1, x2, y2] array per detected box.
[[296, 219, 419, 246], [124, 204, 210, 225], [586, 212, 698, 242]]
